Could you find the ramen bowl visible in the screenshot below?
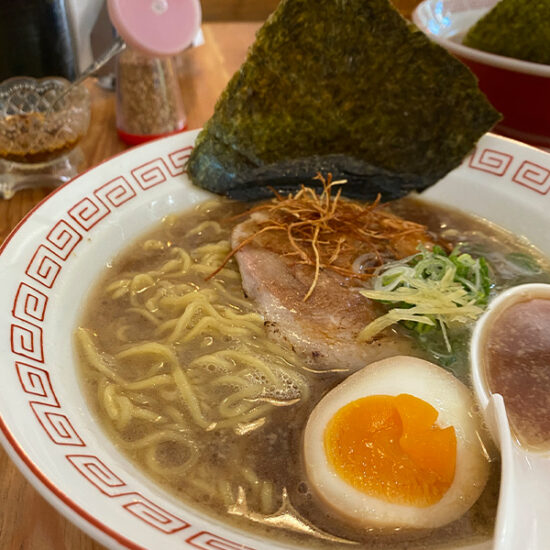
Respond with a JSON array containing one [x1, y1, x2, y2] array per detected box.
[[413, 0, 550, 148], [1, 129, 550, 549]]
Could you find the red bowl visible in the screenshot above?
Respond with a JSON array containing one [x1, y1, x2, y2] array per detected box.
[[413, 0, 550, 148]]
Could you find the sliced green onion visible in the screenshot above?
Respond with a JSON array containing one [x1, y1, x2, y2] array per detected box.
[[358, 245, 493, 351]]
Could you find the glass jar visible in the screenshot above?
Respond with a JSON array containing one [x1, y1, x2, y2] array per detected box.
[[115, 47, 187, 145], [0, 76, 90, 199]]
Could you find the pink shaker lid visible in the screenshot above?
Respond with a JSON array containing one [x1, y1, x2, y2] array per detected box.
[[107, 0, 202, 57]]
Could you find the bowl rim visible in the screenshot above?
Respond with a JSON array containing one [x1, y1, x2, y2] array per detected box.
[[412, 0, 550, 78]]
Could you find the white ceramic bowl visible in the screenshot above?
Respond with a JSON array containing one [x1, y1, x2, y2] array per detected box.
[[1, 129, 550, 549], [413, 0, 550, 147]]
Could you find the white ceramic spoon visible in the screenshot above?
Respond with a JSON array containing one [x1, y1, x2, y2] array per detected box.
[[471, 283, 550, 550]]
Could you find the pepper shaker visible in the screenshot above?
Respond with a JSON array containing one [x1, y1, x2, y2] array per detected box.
[[107, 0, 202, 144], [115, 48, 187, 144]]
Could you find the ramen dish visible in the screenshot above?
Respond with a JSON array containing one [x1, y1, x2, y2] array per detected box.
[[75, 186, 550, 548]]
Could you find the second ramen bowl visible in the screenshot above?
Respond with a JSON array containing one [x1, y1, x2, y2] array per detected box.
[[413, 0, 550, 148]]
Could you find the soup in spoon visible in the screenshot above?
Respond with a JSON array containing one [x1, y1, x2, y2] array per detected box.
[[484, 296, 550, 450]]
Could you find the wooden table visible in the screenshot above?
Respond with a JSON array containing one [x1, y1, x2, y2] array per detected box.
[[0, 22, 260, 550]]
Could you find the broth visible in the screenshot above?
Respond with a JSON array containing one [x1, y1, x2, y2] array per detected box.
[[485, 298, 550, 450], [75, 196, 550, 548]]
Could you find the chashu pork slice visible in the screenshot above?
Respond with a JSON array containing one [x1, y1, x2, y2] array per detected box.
[[232, 215, 416, 371]]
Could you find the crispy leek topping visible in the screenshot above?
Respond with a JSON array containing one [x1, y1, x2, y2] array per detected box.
[[210, 174, 431, 301]]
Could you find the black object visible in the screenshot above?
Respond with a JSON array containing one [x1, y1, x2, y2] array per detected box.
[[187, 0, 501, 201], [191, 150, 430, 202], [0, 0, 78, 81]]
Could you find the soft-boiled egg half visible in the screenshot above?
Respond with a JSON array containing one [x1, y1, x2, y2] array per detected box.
[[303, 356, 489, 530]]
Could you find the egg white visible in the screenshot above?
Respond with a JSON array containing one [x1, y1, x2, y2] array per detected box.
[[303, 355, 490, 530]]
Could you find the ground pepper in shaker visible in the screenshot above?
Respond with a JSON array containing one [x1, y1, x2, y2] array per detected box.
[[106, 0, 202, 144], [115, 48, 186, 144]]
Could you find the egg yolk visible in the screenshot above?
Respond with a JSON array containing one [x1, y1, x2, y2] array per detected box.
[[324, 394, 456, 507]]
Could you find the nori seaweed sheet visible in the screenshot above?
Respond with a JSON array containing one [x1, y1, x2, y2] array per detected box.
[[188, 0, 500, 200], [463, 0, 550, 66]]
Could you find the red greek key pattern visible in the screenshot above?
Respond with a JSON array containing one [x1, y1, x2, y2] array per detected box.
[[12, 283, 48, 323], [95, 177, 137, 208], [5, 144, 262, 545], [11, 322, 44, 362], [123, 495, 190, 534], [26, 245, 62, 288], [131, 158, 170, 190], [167, 147, 192, 176], [513, 161, 550, 195], [68, 196, 110, 231], [66, 455, 127, 496], [66, 455, 191, 534], [29, 404, 85, 446], [46, 220, 82, 260], [469, 148, 513, 176], [16, 362, 59, 405], [186, 532, 256, 550]]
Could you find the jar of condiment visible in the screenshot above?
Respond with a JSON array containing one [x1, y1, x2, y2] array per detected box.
[[115, 47, 187, 145], [0, 76, 90, 198]]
